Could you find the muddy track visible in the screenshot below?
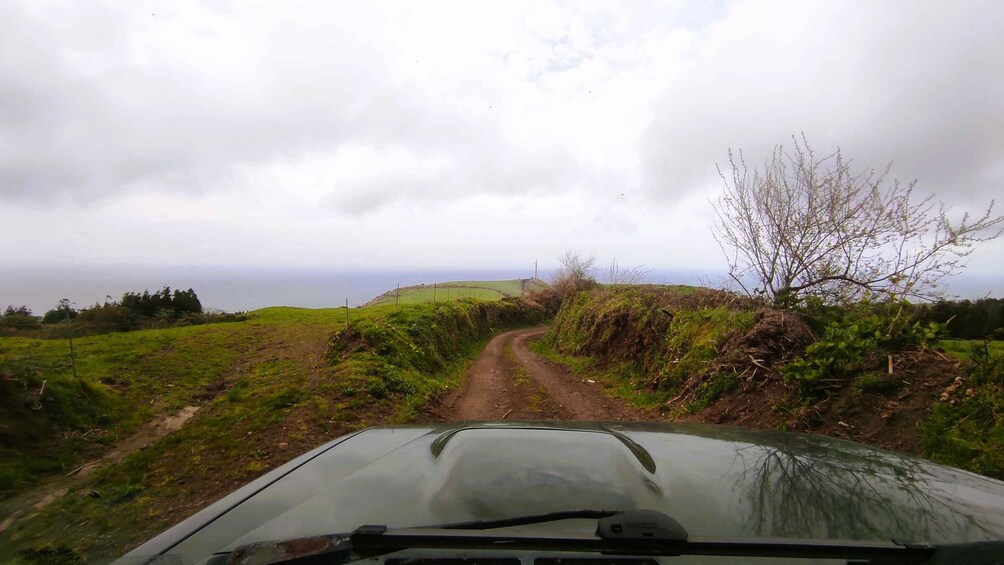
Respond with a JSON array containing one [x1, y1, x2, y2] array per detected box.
[[431, 327, 656, 422]]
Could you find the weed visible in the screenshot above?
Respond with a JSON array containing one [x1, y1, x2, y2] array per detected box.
[[920, 344, 1004, 479], [685, 372, 740, 413], [783, 309, 945, 397], [852, 372, 900, 395]]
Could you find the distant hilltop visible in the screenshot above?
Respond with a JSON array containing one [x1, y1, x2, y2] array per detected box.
[[364, 278, 549, 307]]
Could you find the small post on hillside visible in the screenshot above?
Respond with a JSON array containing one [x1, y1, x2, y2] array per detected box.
[[534, 260, 538, 281], [447, 287, 450, 301], [345, 298, 349, 326], [395, 283, 400, 308], [433, 282, 437, 303], [63, 299, 78, 380]]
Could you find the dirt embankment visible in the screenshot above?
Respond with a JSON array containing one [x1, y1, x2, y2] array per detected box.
[[540, 285, 970, 459]]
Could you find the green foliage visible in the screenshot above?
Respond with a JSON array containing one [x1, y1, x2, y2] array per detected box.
[[921, 344, 1004, 480], [30, 296, 244, 339], [783, 304, 945, 396], [1, 306, 40, 331], [75, 303, 133, 332], [685, 371, 740, 412], [120, 287, 202, 318], [42, 302, 77, 324], [916, 297, 1004, 340]]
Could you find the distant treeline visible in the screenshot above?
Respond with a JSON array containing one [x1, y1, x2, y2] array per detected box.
[[915, 298, 1004, 340], [1, 287, 246, 337]]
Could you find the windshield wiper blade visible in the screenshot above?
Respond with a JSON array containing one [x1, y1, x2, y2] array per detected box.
[[425, 509, 622, 530], [223, 510, 1004, 565]]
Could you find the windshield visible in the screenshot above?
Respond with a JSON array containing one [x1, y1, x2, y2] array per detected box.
[[2, 2, 1004, 564]]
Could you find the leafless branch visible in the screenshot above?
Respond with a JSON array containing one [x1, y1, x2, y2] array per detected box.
[[711, 134, 1004, 304]]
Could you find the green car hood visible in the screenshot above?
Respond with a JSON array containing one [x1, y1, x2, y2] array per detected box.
[[123, 421, 1004, 564]]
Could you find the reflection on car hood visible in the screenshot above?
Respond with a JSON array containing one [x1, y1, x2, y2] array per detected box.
[[124, 421, 1004, 564]]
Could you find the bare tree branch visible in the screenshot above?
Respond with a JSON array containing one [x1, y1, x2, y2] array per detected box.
[[711, 135, 1004, 304], [606, 258, 653, 285]]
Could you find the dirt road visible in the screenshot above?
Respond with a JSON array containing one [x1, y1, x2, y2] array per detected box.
[[430, 327, 656, 421]]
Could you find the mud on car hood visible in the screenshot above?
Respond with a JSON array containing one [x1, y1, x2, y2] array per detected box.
[[122, 421, 1004, 564]]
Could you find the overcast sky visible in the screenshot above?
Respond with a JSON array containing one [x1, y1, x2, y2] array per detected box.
[[2, 0, 1003, 275]]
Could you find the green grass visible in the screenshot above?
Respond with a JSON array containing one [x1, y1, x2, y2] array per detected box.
[[936, 339, 1004, 361], [0, 306, 363, 498], [0, 298, 546, 562], [365, 279, 548, 306], [920, 349, 1004, 480]]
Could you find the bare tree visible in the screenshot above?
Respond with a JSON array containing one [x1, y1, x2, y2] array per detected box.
[[606, 258, 653, 285], [551, 251, 598, 297], [712, 135, 1003, 304]]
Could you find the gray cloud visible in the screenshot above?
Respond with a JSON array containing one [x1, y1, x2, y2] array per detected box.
[[322, 140, 585, 214], [641, 0, 1004, 206], [1, 1, 631, 211], [0, 2, 448, 203], [2, 0, 1002, 235]]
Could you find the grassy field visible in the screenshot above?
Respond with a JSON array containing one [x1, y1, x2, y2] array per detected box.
[[936, 338, 1004, 360], [0, 297, 544, 562], [0, 307, 354, 498], [365, 279, 548, 306]]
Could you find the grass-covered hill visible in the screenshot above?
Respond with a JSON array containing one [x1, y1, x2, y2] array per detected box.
[[0, 297, 546, 562], [364, 278, 548, 306]]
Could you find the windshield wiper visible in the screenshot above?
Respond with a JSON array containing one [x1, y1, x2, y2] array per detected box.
[[427, 510, 625, 531], [222, 510, 1004, 565]]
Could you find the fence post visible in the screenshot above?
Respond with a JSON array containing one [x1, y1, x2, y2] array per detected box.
[[345, 298, 349, 326], [64, 301, 78, 380]]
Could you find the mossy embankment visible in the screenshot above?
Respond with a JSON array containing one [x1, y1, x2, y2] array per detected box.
[[540, 285, 762, 407], [537, 285, 1003, 479], [1, 298, 546, 562], [328, 298, 549, 421]]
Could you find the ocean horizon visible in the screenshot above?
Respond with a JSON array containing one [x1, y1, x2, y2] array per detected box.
[[1, 264, 999, 315]]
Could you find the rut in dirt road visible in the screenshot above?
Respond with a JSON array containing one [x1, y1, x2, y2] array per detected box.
[[434, 327, 657, 422]]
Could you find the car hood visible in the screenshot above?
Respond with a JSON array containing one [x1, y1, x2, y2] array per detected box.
[[124, 421, 1004, 564]]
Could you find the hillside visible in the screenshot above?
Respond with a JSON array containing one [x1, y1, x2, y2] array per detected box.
[[535, 285, 1004, 479], [364, 278, 548, 306], [0, 297, 546, 561]]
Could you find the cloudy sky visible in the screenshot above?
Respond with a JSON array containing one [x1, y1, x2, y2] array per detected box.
[[2, 0, 1003, 276]]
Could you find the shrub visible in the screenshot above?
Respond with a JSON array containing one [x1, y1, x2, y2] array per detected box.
[[1, 305, 40, 331], [783, 305, 945, 396]]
